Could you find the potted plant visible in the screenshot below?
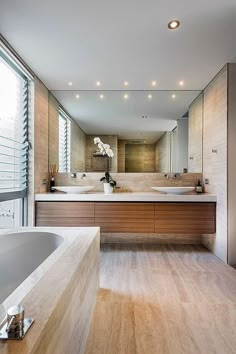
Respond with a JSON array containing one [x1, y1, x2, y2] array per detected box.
[[100, 171, 117, 194], [94, 137, 116, 194]]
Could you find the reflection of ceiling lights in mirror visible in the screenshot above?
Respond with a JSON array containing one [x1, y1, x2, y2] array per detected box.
[[100, 94, 104, 99], [172, 94, 176, 99], [168, 20, 180, 30], [124, 81, 129, 86], [148, 94, 152, 99], [68, 81, 72, 86], [124, 94, 129, 100], [51, 90, 201, 143], [151, 81, 157, 87], [96, 81, 101, 87], [75, 94, 80, 99], [179, 80, 184, 86]]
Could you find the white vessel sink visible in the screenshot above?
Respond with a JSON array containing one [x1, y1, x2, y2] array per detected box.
[[151, 187, 195, 194], [53, 186, 95, 194]]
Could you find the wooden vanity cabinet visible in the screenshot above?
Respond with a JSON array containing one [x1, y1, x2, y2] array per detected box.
[[35, 201, 216, 234], [36, 202, 95, 227]]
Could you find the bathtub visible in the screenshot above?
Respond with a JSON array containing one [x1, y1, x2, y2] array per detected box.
[[0, 227, 99, 354], [0, 231, 63, 304]]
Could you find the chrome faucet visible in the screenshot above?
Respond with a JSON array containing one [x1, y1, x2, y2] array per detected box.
[[6, 304, 25, 334], [0, 305, 34, 340], [164, 173, 181, 180], [81, 173, 86, 179]]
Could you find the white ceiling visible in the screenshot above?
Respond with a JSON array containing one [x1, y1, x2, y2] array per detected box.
[[52, 90, 200, 142], [0, 0, 235, 139], [0, 0, 235, 91]]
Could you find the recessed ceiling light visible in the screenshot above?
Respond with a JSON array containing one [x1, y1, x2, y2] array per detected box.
[[168, 20, 180, 30], [100, 94, 104, 99], [179, 80, 184, 86], [96, 81, 101, 87], [148, 94, 152, 99], [124, 94, 129, 100], [151, 81, 157, 87], [68, 81, 72, 86], [124, 81, 129, 86], [172, 94, 176, 99], [75, 94, 80, 99]]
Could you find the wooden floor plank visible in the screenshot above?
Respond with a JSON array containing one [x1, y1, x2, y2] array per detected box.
[[85, 244, 236, 354]]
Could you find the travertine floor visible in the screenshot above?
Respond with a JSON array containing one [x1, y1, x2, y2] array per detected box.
[[85, 244, 236, 354]]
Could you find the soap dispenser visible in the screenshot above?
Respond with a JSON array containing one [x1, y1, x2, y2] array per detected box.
[[195, 180, 203, 193]]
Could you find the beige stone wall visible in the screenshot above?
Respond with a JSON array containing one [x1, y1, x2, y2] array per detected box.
[[34, 79, 49, 194], [48, 93, 86, 172], [48, 93, 59, 167], [35, 86, 86, 193], [125, 144, 156, 172], [118, 140, 156, 172], [202, 66, 228, 263], [86, 135, 118, 172], [71, 121, 86, 172], [155, 133, 171, 172], [227, 64, 236, 265], [56, 172, 201, 192], [188, 93, 203, 172], [118, 140, 126, 172]]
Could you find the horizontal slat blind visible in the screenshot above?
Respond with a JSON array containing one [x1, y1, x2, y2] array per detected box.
[[59, 109, 71, 172], [0, 54, 29, 202]]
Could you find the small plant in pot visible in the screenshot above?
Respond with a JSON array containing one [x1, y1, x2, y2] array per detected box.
[[100, 171, 116, 194]]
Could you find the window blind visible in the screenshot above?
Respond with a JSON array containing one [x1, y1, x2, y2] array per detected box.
[[0, 53, 30, 202], [59, 109, 71, 172]]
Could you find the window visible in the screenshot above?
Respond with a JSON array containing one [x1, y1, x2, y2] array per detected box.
[[59, 109, 71, 172], [0, 44, 31, 227]]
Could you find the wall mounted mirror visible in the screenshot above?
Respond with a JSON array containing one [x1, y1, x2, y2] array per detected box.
[[48, 90, 203, 173]]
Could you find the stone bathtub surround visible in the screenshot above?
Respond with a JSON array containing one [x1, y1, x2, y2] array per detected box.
[[0, 227, 100, 354], [55, 172, 202, 193]]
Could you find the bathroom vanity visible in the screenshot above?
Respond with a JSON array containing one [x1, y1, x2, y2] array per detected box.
[[35, 193, 216, 239]]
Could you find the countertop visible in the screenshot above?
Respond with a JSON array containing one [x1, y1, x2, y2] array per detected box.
[[35, 192, 217, 202]]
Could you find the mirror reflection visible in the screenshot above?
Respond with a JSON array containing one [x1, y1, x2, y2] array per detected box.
[[49, 90, 203, 173]]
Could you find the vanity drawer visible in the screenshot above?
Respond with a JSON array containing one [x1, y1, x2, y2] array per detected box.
[[154, 203, 216, 234], [36, 202, 95, 227], [95, 202, 155, 233]]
